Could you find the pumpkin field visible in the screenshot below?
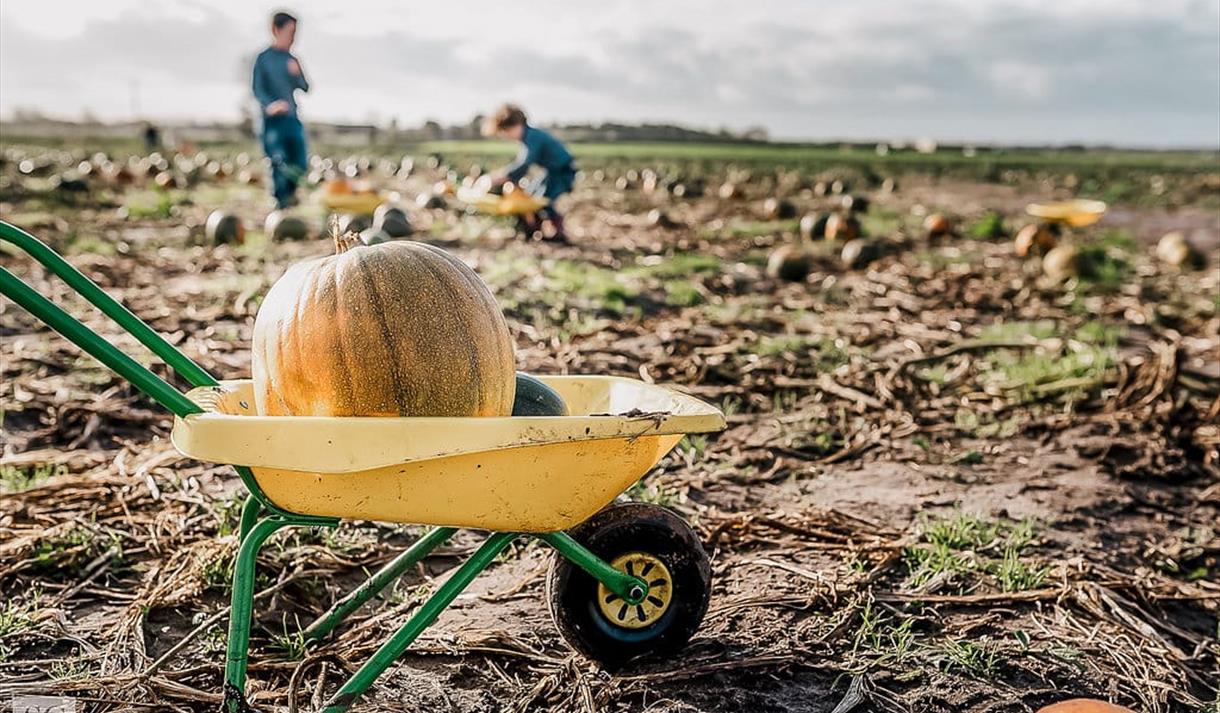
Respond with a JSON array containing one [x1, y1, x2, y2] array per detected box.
[[1, 138, 1218, 713]]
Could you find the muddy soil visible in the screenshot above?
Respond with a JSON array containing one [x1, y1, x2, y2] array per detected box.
[[1, 147, 1217, 713]]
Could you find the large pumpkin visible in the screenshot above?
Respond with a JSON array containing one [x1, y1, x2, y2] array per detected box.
[[252, 234, 516, 417]]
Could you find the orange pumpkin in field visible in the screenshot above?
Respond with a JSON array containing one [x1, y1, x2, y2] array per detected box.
[[252, 234, 516, 417], [923, 213, 953, 237], [325, 177, 353, 195], [1037, 699, 1135, 713]]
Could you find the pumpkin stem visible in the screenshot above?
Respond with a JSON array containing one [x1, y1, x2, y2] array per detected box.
[[333, 231, 361, 254], [330, 215, 360, 254]]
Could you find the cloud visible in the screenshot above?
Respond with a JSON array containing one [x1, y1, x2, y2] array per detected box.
[[1, 0, 1217, 146]]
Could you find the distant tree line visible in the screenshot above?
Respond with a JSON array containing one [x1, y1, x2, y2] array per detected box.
[[398, 116, 770, 144], [1, 109, 771, 146]]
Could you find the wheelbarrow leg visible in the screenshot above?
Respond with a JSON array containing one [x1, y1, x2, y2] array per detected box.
[[237, 494, 262, 542], [319, 532, 518, 713], [303, 526, 456, 643], [222, 517, 289, 713]]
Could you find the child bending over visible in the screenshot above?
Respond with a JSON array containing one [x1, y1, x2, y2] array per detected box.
[[484, 104, 576, 241]]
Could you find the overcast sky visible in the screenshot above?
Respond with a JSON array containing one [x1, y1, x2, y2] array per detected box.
[[1, 0, 1218, 147]]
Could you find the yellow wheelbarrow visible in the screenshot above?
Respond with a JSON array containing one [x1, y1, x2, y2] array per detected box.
[[317, 191, 385, 215], [0, 221, 726, 712], [1025, 199, 1107, 228], [457, 184, 553, 240], [456, 184, 550, 217]]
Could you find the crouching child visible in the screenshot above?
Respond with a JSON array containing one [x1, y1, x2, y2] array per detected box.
[[484, 104, 576, 242]]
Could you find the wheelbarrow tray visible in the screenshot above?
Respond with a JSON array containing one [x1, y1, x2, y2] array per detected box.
[[1025, 199, 1107, 227], [172, 375, 724, 532], [456, 186, 549, 216], [317, 191, 384, 215]]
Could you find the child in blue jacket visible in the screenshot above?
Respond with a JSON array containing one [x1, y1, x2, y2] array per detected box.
[[485, 104, 576, 241], [252, 11, 310, 208]]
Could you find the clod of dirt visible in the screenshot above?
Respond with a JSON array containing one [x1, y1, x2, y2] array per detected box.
[[718, 181, 742, 200], [152, 170, 179, 190], [1155, 231, 1201, 268], [670, 181, 703, 198], [52, 173, 90, 192], [205, 210, 245, 245], [641, 169, 660, 193], [841, 238, 880, 269], [762, 197, 797, 220], [840, 194, 869, 214], [800, 212, 829, 240], [373, 203, 413, 238], [1042, 243, 1080, 281], [360, 226, 393, 245], [416, 191, 447, 209], [825, 212, 861, 242], [337, 212, 372, 235], [646, 209, 678, 229], [264, 210, 310, 241], [767, 244, 814, 282], [1014, 222, 1057, 257]]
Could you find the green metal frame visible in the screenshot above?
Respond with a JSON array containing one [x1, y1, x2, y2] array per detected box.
[[0, 220, 653, 713]]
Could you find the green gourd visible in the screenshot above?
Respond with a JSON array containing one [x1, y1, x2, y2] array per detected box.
[[512, 373, 568, 416]]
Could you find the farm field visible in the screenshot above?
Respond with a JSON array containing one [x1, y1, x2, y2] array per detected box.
[[1, 138, 1218, 713]]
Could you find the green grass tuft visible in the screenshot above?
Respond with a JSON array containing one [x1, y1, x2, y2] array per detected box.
[[978, 320, 1056, 342], [933, 637, 1000, 676], [124, 189, 177, 219], [664, 281, 704, 307], [860, 209, 902, 236], [0, 462, 67, 493], [903, 512, 1046, 592], [270, 616, 308, 661], [968, 212, 1005, 239], [0, 593, 42, 661], [993, 546, 1050, 592], [32, 524, 124, 574]]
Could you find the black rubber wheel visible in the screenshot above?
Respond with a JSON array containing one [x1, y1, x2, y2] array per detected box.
[[546, 503, 711, 669], [514, 215, 538, 240]]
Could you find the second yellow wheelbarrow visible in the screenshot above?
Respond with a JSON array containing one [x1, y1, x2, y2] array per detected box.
[[0, 221, 726, 713], [456, 185, 550, 217], [1025, 198, 1107, 228], [317, 191, 385, 215]]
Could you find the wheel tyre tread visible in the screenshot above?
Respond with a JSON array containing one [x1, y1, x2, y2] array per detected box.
[[546, 502, 711, 669]]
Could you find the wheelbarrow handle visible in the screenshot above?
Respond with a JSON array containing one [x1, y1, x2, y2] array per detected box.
[[0, 220, 215, 418]]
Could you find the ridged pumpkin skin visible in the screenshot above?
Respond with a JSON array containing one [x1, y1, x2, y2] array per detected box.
[[252, 237, 515, 417]]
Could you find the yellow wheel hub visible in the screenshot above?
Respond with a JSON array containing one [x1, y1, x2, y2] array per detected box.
[[596, 552, 673, 629]]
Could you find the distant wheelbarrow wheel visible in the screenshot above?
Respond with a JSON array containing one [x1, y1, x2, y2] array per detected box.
[[514, 215, 538, 239], [546, 502, 711, 669]]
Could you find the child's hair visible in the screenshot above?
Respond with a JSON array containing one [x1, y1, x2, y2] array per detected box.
[[272, 11, 297, 29], [483, 104, 527, 136]]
